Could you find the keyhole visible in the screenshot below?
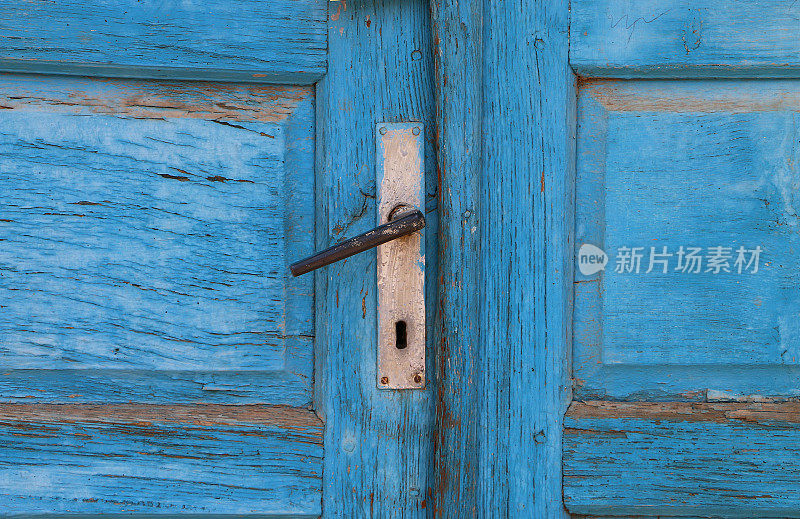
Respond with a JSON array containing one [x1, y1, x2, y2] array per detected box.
[[395, 320, 407, 350]]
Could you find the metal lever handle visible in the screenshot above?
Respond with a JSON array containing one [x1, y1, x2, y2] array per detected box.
[[290, 209, 425, 277]]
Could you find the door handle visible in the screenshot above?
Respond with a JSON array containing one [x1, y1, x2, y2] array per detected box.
[[289, 208, 425, 277], [291, 122, 426, 389]]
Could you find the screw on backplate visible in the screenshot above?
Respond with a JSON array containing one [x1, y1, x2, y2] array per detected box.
[[412, 127, 421, 136], [380, 376, 389, 385], [413, 373, 422, 384], [379, 127, 387, 135]]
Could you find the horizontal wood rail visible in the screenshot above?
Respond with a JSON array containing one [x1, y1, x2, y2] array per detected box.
[[565, 400, 800, 517], [571, 0, 800, 78], [0, 403, 322, 515], [0, 0, 327, 83]]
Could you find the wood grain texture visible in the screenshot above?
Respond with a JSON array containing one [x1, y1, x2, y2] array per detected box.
[[478, 1, 574, 516], [316, 0, 437, 516], [574, 79, 800, 400], [571, 0, 800, 78], [0, 0, 327, 84], [0, 404, 321, 515], [0, 74, 315, 404], [430, 0, 574, 515], [429, 0, 482, 515], [564, 400, 800, 517], [479, 0, 575, 518]]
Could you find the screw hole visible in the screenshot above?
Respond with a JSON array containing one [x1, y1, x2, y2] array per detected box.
[[395, 320, 407, 350]]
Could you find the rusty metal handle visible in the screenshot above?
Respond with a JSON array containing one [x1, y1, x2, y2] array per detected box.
[[289, 209, 425, 277]]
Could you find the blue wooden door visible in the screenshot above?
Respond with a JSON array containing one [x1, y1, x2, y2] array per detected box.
[[565, 1, 800, 516], [0, 0, 445, 515], [0, 1, 328, 514]]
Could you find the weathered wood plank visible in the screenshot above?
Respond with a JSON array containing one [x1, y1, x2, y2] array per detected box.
[[574, 79, 800, 401], [478, 0, 574, 517], [564, 401, 800, 517], [0, 404, 322, 514], [0, 75, 315, 404], [429, 0, 482, 515], [430, 1, 574, 515], [571, 0, 800, 78], [317, 0, 437, 516], [0, 371, 312, 405], [0, 0, 327, 83]]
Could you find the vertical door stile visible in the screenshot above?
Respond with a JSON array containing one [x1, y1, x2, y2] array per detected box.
[[431, 0, 574, 516], [429, 0, 483, 515], [317, 1, 437, 515]]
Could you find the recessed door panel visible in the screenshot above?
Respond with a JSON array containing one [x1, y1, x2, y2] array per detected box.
[[575, 79, 800, 400]]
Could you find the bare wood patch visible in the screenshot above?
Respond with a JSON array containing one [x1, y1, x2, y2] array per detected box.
[[0, 75, 311, 122], [567, 400, 800, 425], [0, 403, 322, 431], [583, 80, 800, 113]]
